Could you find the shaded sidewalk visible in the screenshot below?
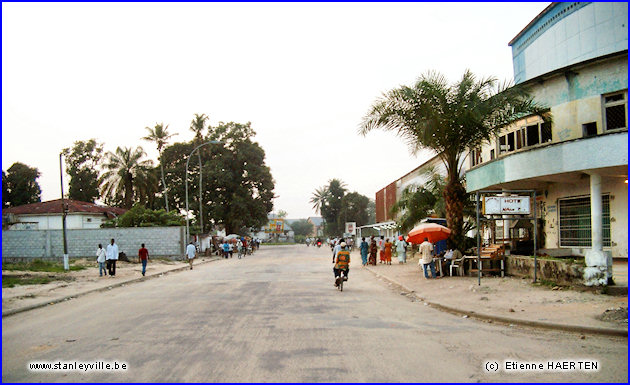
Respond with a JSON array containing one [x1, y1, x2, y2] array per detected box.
[[361, 254, 627, 337]]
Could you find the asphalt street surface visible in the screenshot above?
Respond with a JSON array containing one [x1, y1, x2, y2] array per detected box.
[[2, 245, 627, 382]]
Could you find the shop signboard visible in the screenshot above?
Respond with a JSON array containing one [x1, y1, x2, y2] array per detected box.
[[345, 222, 356, 235], [483, 196, 530, 215]]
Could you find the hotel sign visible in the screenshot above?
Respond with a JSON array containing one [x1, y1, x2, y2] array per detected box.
[[483, 196, 531, 215]]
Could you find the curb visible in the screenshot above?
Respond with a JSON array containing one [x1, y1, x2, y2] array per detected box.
[[2, 257, 222, 318], [365, 267, 627, 338]]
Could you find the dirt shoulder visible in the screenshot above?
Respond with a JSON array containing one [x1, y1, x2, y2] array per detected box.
[[2, 257, 215, 314], [359, 253, 628, 333]]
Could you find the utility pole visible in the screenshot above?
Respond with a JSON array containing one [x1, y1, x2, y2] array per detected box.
[[59, 153, 69, 271]]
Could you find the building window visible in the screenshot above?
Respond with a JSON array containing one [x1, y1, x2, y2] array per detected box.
[[604, 92, 627, 131], [526, 124, 539, 146], [558, 195, 610, 247], [471, 147, 482, 167]]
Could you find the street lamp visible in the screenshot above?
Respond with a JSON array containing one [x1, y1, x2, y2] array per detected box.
[[185, 140, 223, 243]]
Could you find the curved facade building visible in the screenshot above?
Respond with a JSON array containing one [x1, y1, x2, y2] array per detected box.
[[465, 2, 627, 284]]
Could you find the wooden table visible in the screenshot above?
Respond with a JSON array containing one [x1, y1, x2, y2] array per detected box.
[[464, 255, 505, 277]]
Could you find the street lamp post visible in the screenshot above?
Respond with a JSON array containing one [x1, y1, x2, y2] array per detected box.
[[185, 141, 223, 244]]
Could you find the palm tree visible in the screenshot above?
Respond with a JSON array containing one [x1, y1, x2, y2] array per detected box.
[[143, 123, 177, 211], [100, 146, 154, 209], [360, 69, 550, 249], [190, 113, 208, 143], [190, 113, 209, 232], [310, 186, 330, 214]]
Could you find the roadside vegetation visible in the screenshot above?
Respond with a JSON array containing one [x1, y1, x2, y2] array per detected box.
[[2, 259, 87, 273]]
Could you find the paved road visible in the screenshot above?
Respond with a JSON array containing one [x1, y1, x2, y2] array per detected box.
[[2, 246, 627, 382]]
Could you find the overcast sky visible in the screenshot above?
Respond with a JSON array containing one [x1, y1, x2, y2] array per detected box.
[[2, 2, 549, 218]]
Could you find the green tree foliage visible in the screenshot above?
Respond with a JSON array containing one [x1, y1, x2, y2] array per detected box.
[[290, 219, 314, 237], [360, 69, 549, 249], [319, 179, 346, 235], [143, 123, 177, 211], [276, 209, 288, 218], [338, 192, 370, 231], [161, 121, 275, 235], [366, 199, 376, 224], [100, 146, 154, 209], [3, 162, 41, 207], [311, 179, 370, 235], [2, 171, 9, 208], [62, 139, 104, 203], [101, 203, 184, 227]]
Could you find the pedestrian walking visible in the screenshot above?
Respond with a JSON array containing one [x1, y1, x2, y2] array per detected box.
[[228, 241, 234, 258], [138, 243, 149, 276], [222, 242, 230, 259], [395, 236, 408, 264], [368, 236, 377, 265], [186, 241, 197, 270], [96, 244, 107, 277], [106, 238, 119, 277], [237, 238, 244, 259], [359, 237, 369, 266], [384, 238, 393, 265], [378, 236, 385, 263], [419, 237, 437, 278]]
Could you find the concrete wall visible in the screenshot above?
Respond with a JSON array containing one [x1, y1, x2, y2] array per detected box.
[[505, 255, 584, 286], [2, 227, 186, 260]]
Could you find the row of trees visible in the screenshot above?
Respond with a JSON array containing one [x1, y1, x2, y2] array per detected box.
[[310, 179, 374, 236], [360, 69, 549, 249], [3, 114, 276, 235]]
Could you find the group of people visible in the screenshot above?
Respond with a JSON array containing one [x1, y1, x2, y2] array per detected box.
[[96, 238, 150, 277], [355, 235, 409, 266], [219, 237, 256, 259], [418, 238, 464, 279]]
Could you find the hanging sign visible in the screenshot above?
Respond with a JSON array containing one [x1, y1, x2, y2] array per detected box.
[[483, 196, 530, 215]]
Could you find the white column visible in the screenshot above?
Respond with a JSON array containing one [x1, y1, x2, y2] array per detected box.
[[584, 172, 608, 286], [590, 173, 603, 252]]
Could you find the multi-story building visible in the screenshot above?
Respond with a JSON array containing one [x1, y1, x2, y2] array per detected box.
[[465, 2, 627, 285]]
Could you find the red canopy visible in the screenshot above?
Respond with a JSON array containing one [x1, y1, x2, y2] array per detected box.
[[406, 223, 451, 244]]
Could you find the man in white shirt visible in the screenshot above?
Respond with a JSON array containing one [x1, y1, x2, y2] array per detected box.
[[419, 237, 436, 279], [186, 242, 197, 270], [105, 238, 119, 277]]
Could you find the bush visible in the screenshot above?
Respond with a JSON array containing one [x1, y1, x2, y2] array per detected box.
[[102, 204, 185, 228]]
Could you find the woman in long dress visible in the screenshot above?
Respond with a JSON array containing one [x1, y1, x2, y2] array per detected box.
[[395, 236, 407, 264], [359, 237, 369, 266], [384, 238, 393, 265], [368, 236, 377, 265]]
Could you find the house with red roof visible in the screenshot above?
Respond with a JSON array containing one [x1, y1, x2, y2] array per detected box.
[[2, 199, 126, 230]]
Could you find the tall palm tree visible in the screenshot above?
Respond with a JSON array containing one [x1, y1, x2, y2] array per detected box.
[[100, 146, 154, 209], [143, 123, 177, 211], [190, 113, 209, 232], [360, 69, 550, 249], [190, 113, 208, 143]]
